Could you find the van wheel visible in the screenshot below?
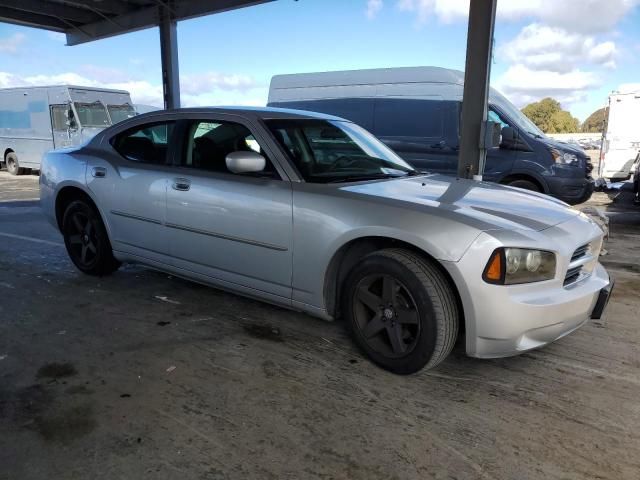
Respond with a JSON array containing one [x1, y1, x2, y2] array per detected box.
[[6, 153, 25, 176], [342, 248, 459, 374], [505, 179, 540, 192], [62, 200, 121, 276]]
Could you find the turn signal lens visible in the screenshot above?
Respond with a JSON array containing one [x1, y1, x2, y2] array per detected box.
[[483, 250, 504, 284], [483, 248, 556, 285]]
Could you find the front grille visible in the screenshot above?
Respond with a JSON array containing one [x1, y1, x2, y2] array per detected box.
[[571, 244, 589, 262], [564, 266, 583, 286]]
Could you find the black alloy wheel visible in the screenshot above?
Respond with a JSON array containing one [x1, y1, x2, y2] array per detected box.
[[343, 249, 459, 374], [62, 200, 120, 276], [67, 209, 99, 268], [353, 274, 420, 358]]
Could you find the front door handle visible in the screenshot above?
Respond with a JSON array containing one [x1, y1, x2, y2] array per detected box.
[[91, 167, 106, 178], [172, 178, 191, 191]]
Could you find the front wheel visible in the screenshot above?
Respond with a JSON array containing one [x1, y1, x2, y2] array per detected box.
[[342, 249, 459, 374], [505, 178, 540, 192], [6, 153, 25, 176], [62, 200, 120, 276]]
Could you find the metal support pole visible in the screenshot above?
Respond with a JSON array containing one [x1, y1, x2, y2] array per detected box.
[[159, 4, 180, 109], [457, 0, 497, 180]]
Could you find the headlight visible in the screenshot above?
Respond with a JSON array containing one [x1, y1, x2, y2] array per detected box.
[[483, 248, 556, 285], [550, 148, 579, 166]]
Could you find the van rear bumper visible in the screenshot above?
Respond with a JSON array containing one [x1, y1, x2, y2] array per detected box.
[[546, 176, 594, 205]]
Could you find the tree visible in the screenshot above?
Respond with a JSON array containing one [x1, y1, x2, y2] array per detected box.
[[521, 97, 580, 133], [582, 107, 607, 133]]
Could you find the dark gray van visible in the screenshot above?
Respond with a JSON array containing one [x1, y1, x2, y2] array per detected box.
[[267, 67, 594, 205]]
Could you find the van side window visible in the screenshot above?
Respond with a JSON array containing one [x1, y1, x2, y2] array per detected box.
[[50, 105, 68, 131], [74, 102, 110, 128], [374, 99, 443, 138], [488, 110, 510, 129], [112, 122, 175, 164]]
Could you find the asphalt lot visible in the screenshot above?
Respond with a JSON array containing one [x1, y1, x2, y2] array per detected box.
[[1, 169, 639, 480]]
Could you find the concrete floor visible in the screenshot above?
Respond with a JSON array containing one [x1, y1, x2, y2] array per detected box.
[[0, 170, 639, 480]]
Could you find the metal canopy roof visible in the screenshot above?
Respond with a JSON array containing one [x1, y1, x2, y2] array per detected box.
[[0, 0, 273, 45]]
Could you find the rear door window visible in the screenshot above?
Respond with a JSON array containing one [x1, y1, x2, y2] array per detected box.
[[112, 122, 175, 164]]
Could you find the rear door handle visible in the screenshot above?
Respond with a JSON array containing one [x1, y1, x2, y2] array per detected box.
[[91, 167, 106, 178], [172, 178, 191, 191]]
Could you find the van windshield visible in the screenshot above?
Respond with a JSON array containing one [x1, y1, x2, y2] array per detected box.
[[74, 102, 110, 128], [266, 119, 418, 183], [492, 93, 546, 138], [108, 104, 136, 124]]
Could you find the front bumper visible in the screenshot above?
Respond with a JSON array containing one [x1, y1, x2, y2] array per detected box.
[[545, 174, 594, 205], [469, 263, 610, 358], [444, 215, 611, 358], [591, 275, 614, 320]]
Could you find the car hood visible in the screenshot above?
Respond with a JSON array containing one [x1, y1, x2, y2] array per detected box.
[[341, 174, 579, 232]]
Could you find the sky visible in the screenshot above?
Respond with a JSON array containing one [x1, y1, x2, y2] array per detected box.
[[0, 0, 639, 121]]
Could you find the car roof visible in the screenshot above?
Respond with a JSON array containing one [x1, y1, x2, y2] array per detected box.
[[89, 106, 352, 146], [135, 106, 349, 122]]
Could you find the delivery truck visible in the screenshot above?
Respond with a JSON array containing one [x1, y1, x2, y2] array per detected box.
[[0, 85, 134, 174]]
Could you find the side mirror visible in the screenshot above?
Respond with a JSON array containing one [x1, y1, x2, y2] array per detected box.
[[482, 120, 501, 149], [226, 150, 266, 174], [501, 126, 516, 143], [500, 126, 528, 151]]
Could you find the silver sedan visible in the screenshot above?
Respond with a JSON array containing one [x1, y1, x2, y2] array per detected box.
[[40, 107, 613, 374]]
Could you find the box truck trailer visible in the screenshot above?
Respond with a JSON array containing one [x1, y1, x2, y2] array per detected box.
[[600, 90, 640, 181]]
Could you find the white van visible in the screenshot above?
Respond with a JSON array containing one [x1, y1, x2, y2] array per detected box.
[[0, 85, 135, 175], [601, 91, 640, 181]]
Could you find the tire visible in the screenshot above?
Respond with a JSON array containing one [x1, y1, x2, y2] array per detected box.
[[505, 178, 540, 192], [342, 248, 459, 374], [6, 152, 25, 176], [62, 200, 120, 276]]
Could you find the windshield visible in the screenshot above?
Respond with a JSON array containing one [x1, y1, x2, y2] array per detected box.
[[491, 92, 545, 138], [73, 102, 110, 128], [108, 104, 136, 124], [266, 119, 416, 183]]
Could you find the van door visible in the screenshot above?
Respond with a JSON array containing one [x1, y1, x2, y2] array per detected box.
[[372, 98, 459, 174], [50, 104, 75, 149]]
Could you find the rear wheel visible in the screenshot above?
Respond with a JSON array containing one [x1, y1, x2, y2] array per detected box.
[[62, 200, 120, 276], [505, 178, 540, 192], [6, 153, 25, 176], [342, 248, 459, 374]]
